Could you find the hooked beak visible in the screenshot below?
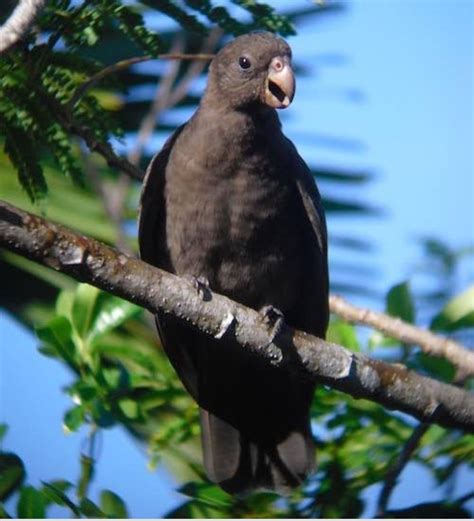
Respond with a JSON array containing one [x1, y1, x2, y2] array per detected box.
[[264, 56, 295, 109]]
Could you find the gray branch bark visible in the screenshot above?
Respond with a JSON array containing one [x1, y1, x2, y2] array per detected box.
[[0, 0, 45, 54], [330, 294, 474, 376], [1, 199, 473, 433]]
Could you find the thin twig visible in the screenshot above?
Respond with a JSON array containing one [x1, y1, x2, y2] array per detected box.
[[127, 36, 186, 166], [128, 28, 222, 167], [68, 52, 215, 110], [1, 199, 474, 434], [376, 422, 430, 517], [329, 294, 474, 376], [457, 490, 474, 504], [166, 28, 222, 108], [81, 149, 133, 254], [0, 0, 46, 54]]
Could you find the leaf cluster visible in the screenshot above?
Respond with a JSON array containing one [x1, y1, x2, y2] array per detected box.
[[2, 277, 472, 518], [0, 0, 299, 202], [0, 427, 129, 519]]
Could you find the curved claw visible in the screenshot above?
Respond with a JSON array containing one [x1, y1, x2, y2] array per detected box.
[[259, 304, 285, 343], [185, 274, 212, 302]]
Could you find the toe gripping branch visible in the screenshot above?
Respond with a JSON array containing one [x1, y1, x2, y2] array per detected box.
[[259, 304, 286, 344]]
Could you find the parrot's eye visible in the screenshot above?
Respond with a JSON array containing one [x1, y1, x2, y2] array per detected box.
[[238, 56, 252, 70]]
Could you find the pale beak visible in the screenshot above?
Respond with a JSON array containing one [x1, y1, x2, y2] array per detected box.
[[264, 56, 295, 109]]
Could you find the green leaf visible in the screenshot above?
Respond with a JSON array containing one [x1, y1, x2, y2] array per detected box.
[[118, 399, 140, 421], [0, 425, 7, 445], [97, 343, 156, 374], [386, 281, 415, 324], [100, 367, 124, 390], [79, 498, 107, 518], [90, 402, 116, 429], [367, 330, 398, 349], [431, 285, 474, 331], [70, 285, 140, 345], [0, 453, 25, 501], [17, 486, 46, 519], [71, 284, 100, 339], [55, 289, 75, 319], [0, 503, 11, 518], [100, 490, 128, 518], [327, 318, 360, 351], [179, 482, 232, 508], [68, 381, 98, 404], [414, 352, 456, 382], [88, 294, 141, 343], [36, 316, 77, 368], [41, 481, 80, 516], [63, 405, 85, 433]]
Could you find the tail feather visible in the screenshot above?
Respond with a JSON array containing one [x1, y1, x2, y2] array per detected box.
[[200, 407, 315, 494], [154, 316, 316, 493]]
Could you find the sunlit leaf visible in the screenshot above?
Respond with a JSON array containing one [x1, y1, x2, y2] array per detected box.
[[55, 289, 75, 319], [431, 285, 474, 331], [118, 398, 141, 420], [327, 318, 360, 351], [87, 294, 141, 343], [367, 330, 398, 349], [71, 284, 100, 339], [63, 405, 85, 433], [100, 490, 128, 518], [35, 316, 77, 368]]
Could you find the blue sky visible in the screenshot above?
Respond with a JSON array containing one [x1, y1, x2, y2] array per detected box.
[[1, 0, 473, 517]]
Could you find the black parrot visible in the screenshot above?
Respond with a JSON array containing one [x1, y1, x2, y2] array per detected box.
[[139, 32, 329, 494]]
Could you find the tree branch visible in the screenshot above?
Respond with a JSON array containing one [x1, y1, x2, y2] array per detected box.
[[329, 294, 474, 376], [1, 199, 473, 433], [68, 52, 215, 111], [376, 422, 430, 517], [127, 36, 186, 167], [0, 0, 45, 54]]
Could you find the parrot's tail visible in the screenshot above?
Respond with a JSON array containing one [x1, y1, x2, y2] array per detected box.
[[200, 406, 315, 494]]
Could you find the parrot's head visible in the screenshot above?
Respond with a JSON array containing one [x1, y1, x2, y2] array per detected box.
[[206, 31, 295, 111]]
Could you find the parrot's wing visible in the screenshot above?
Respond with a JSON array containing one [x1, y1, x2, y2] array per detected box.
[[138, 124, 201, 398], [286, 138, 330, 336], [138, 124, 185, 268]]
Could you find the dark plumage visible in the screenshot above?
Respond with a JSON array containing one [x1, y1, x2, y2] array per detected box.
[[139, 32, 329, 494]]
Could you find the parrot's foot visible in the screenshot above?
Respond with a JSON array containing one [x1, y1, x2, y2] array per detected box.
[[259, 304, 285, 343], [184, 274, 212, 302]]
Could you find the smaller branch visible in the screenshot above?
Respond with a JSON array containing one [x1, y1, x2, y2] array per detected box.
[[68, 52, 215, 111], [128, 28, 222, 167], [457, 490, 474, 505], [0, 0, 45, 54], [166, 28, 222, 108], [127, 36, 186, 166], [376, 422, 430, 517], [329, 294, 474, 376], [71, 122, 144, 181], [81, 150, 132, 254]]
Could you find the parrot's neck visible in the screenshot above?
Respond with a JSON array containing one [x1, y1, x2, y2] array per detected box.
[[194, 101, 283, 149]]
